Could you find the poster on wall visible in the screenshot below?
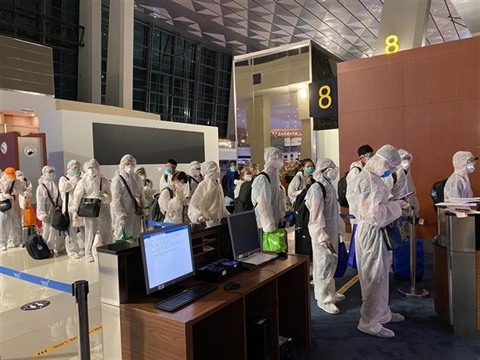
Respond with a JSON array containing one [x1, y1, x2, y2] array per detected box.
[[92, 123, 205, 165]]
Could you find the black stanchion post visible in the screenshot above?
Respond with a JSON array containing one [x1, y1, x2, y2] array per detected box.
[[73, 280, 91, 360]]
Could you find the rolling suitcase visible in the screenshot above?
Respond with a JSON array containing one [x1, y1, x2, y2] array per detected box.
[[393, 238, 424, 280]]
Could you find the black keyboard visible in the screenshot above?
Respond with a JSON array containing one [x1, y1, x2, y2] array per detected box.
[[155, 283, 218, 312]]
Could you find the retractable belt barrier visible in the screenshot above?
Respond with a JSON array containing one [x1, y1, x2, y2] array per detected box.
[[0, 265, 91, 360]]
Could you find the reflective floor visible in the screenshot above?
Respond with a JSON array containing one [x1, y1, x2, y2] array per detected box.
[[0, 247, 103, 360]]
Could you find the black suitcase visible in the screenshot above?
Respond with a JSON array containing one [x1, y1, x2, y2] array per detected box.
[[25, 233, 53, 260]]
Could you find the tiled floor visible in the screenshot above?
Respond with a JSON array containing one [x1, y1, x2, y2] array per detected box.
[[0, 247, 103, 360]]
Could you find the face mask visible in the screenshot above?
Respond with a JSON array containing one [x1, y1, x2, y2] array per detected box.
[[381, 169, 392, 178], [166, 167, 174, 175], [87, 168, 98, 178], [192, 169, 200, 176], [244, 175, 253, 182], [273, 159, 284, 170], [466, 163, 475, 173], [16, 175, 24, 181], [401, 160, 410, 171], [70, 169, 81, 177], [325, 168, 338, 181], [124, 165, 135, 174], [45, 173, 56, 181], [230, 166, 237, 173], [305, 166, 314, 175], [211, 171, 221, 180]]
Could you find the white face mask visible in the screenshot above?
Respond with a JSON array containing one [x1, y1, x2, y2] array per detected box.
[[45, 173, 56, 181], [325, 168, 338, 181], [211, 171, 221, 180], [244, 175, 253, 182], [466, 163, 475, 173], [16, 175, 24, 181], [124, 165, 135, 174], [273, 159, 284, 170], [192, 169, 201, 176], [401, 160, 410, 171], [87, 168, 98, 178]]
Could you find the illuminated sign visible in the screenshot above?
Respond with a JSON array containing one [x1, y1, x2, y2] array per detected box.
[[309, 78, 338, 119], [385, 34, 399, 54]]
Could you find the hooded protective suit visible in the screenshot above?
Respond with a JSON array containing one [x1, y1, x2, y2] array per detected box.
[[110, 155, 145, 240], [251, 147, 284, 233], [188, 161, 228, 227], [396, 149, 420, 216], [36, 166, 64, 253], [188, 160, 203, 195], [0, 169, 28, 249], [59, 160, 83, 258], [305, 158, 344, 311], [348, 144, 403, 337], [444, 151, 476, 201], [15, 170, 32, 210], [72, 159, 112, 262]]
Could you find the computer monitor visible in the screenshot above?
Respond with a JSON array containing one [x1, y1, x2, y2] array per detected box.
[[140, 224, 195, 295], [227, 210, 261, 259]]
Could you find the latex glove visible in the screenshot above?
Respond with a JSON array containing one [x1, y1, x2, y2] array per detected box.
[[119, 214, 127, 226], [23, 192, 30, 198], [197, 215, 206, 223], [397, 199, 410, 209], [263, 223, 276, 233], [3, 194, 11, 200], [322, 241, 337, 255]]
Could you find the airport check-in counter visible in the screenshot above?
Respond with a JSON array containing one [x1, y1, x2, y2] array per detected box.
[[435, 205, 480, 338]]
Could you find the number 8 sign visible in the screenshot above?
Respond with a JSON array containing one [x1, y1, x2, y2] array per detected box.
[[309, 78, 338, 119]]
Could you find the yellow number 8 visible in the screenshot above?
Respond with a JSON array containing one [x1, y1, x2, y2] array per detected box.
[[385, 35, 399, 54], [318, 85, 332, 110]]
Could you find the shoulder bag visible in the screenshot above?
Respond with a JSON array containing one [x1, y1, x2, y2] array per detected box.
[[42, 183, 70, 231], [382, 217, 408, 250], [78, 178, 103, 218], [0, 181, 15, 212]]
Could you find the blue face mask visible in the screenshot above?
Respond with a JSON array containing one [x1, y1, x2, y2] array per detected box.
[[305, 167, 314, 175], [380, 169, 392, 178], [166, 168, 174, 175], [230, 166, 237, 173]]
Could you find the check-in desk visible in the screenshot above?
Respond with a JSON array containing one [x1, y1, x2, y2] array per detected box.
[[434, 206, 480, 337]]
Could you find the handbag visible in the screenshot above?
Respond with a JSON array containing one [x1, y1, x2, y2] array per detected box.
[[42, 183, 70, 232], [23, 198, 37, 226], [382, 217, 408, 250], [78, 178, 103, 218], [119, 175, 144, 216], [334, 240, 348, 278], [0, 181, 15, 213], [262, 228, 287, 253]]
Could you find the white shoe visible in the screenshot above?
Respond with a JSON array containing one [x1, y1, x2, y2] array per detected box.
[[334, 292, 346, 302], [357, 325, 395, 338], [389, 313, 405, 323], [317, 301, 339, 315], [310, 279, 314, 287], [6, 243, 16, 249], [53, 249, 59, 257], [1, 245, 7, 251], [68, 253, 81, 259], [86, 255, 95, 263]]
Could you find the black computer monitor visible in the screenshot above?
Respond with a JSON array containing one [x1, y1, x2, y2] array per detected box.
[[227, 210, 261, 259], [140, 224, 195, 295]]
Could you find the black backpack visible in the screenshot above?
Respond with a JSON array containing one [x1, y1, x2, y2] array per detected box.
[[431, 178, 448, 210], [294, 181, 326, 228], [25, 233, 53, 260], [337, 166, 361, 208], [240, 172, 270, 212], [150, 187, 174, 222]]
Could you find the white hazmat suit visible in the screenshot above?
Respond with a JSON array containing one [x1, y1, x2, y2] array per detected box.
[[59, 160, 83, 259], [72, 159, 112, 262], [251, 147, 284, 233], [348, 144, 405, 338], [305, 158, 345, 314], [188, 161, 203, 195], [36, 166, 64, 254], [110, 155, 145, 240], [188, 161, 228, 227], [444, 151, 476, 201]]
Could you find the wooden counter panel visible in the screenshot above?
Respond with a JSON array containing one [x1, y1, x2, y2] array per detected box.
[[434, 244, 449, 323], [477, 252, 480, 330]]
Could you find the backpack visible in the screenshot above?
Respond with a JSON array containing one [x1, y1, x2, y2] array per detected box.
[[338, 166, 361, 208], [150, 187, 174, 221], [431, 178, 448, 210], [242, 172, 270, 211], [25, 233, 53, 260], [294, 181, 326, 229]]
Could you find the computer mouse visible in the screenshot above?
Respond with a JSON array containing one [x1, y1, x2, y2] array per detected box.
[[224, 281, 241, 291], [278, 251, 288, 259]]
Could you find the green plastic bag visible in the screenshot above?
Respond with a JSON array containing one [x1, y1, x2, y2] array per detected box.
[[262, 229, 287, 253], [115, 226, 133, 243]]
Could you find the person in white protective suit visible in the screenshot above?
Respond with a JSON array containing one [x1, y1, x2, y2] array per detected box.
[[287, 158, 315, 204], [162, 171, 190, 224], [110, 155, 146, 241], [305, 158, 345, 315], [15, 169, 33, 223], [59, 160, 83, 259], [188, 161, 203, 195], [0, 167, 28, 250], [348, 144, 408, 338], [444, 151, 477, 201], [251, 147, 285, 233], [136, 167, 157, 222], [72, 159, 112, 263], [188, 161, 228, 227], [36, 166, 65, 255]]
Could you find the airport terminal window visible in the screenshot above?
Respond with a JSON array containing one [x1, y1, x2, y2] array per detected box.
[[101, 5, 108, 104]]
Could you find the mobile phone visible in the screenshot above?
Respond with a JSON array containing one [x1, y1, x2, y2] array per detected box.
[[398, 191, 415, 200]]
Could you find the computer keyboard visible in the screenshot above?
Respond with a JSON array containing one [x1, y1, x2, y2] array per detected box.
[[155, 283, 218, 312], [244, 252, 277, 265]]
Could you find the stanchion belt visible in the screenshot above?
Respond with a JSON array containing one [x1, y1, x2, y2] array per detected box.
[[0, 266, 72, 293]]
